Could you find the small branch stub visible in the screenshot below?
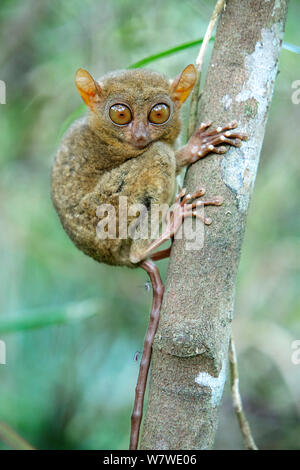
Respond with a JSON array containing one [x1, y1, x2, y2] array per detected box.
[[229, 337, 258, 450]]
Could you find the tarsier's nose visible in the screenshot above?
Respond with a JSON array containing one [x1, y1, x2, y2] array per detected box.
[[133, 122, 149, 146]]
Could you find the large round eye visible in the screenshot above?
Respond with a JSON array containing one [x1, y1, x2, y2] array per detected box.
[[109, 104, 132, 125], [148, 103, 170, 124]]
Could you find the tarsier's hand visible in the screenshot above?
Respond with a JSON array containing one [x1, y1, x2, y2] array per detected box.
[[188, 120, 248, 162], [176, 121, 248, 171]]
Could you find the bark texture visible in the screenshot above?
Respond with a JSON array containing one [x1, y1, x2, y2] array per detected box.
[[140, 0, 288, 450]]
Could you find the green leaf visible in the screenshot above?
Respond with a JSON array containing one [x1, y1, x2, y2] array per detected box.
[[0, 299, 104, 334], [129, 37, 213, 69], [282, 41, 300, 54]]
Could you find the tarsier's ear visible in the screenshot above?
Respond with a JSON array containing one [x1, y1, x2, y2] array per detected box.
[[170, 64, 196, 106], [75, 68, 102, 109]]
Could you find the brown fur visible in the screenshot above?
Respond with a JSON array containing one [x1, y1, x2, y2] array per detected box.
[[51, 65, 196, 267]]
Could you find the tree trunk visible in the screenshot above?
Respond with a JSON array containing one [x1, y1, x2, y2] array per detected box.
[[140, 0, 289, 450]]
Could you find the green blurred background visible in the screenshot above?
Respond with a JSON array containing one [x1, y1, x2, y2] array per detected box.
[[0, 0, 299, 450]]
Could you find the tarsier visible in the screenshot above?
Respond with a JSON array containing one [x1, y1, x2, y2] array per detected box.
[[51, 64, 247, 449]]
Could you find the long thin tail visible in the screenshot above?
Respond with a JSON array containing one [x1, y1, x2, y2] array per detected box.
[[129, 260, 164, 450]]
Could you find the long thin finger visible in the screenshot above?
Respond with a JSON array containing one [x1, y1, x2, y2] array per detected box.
[[181, 188, 206, 205], [183, 210, 212, 225], [208, 136, 243, 147], [194, 120, 213, 136], [201, 120, 238, 137]]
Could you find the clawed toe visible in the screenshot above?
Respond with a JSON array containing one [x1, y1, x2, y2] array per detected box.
[[181, 188, 206, 205], [195, 196, 224, 207], [223, 131, 248, 140], [196, 121, 213, 134], [183, 119, 247, 165], [183, 210, 212, 225], [208, 146, 227, 155], [219, 120, 238, 131], [175, 186, 187, 203]]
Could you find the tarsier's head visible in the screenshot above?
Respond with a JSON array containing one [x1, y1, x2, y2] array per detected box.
[[75, 65, 196, 150]]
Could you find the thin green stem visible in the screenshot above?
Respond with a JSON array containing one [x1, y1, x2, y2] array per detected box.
[[0, 299, 103, 334], [229, 336, 258, 450], [187, 0, 226, 139], [0, 421, 35, 450], [129, 38, 213, 69]]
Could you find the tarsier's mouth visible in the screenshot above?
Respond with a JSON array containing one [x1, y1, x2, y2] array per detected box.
[[131, 140, 151, 150]]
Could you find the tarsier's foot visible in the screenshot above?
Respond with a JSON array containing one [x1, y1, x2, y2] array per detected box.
[[188, 120, 248, 163], [172, 186, 223, 227], [130, 187, 223, 264]]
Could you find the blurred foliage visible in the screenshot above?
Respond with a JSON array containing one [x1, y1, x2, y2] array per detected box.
[[0, 0, 299, 450]]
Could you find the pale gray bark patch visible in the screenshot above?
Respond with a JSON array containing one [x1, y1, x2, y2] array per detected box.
[[221, 94, 232, 110], [221, 23, 285, 213], [195, 358, 227, 407]]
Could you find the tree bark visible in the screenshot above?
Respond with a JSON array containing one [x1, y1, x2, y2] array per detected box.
[[140, 0, 289, 450]]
